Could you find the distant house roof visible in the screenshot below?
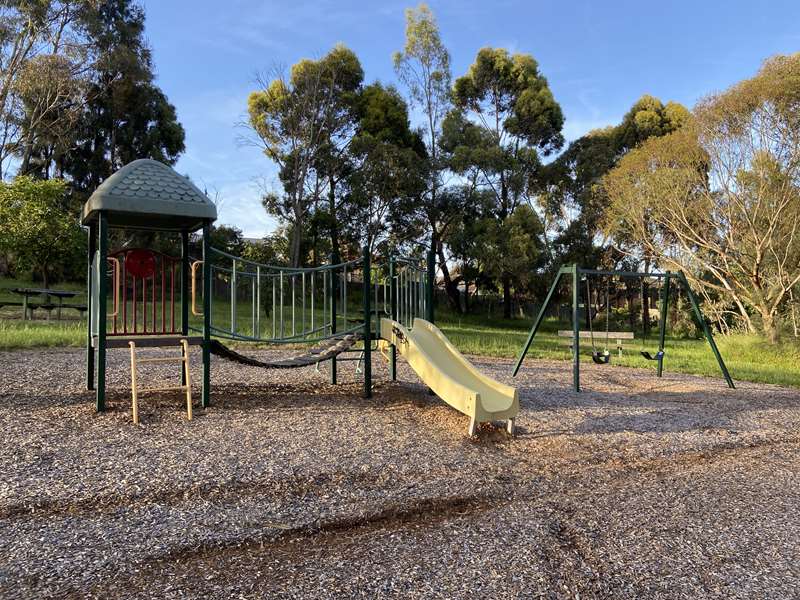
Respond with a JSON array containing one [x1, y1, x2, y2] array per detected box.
[[81, 159, 217, 231]]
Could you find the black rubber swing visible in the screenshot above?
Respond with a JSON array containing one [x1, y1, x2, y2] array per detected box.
[[592, 349, 611, 364], [640, 280, 665, 361], [586, 277, 612, 365]]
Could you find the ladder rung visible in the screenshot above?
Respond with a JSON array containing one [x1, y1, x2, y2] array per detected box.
[[137, 385, 189, 393], [136, 357, 186, 364]]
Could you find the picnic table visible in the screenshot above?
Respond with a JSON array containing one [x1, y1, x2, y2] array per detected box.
[[9, 288, 82, 320]]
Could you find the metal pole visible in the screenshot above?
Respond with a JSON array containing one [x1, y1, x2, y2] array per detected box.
[[256, 266, 261, 338], [426, 250, 435, 324], [572, 264, 581, 392], [512, 268, 566, 377], [96, 214, 108, 411], [292, 273, 296, 337], [230, 258, 237, 334], [342, 265, 347, 328], [329, 253, 338, 384], [251, 271, 256, 338], [678, 271, 735, 388], [311, 271, 315, 335], [181, 231, 189, 335], [181, 230, 190, 385], [657, 273, 671, 377], [202, 222, 212, 408], [86, 222, 96, 390], [362, 246, 372, 398], [279, 271, 284, 338], [389, 255, 397, 380], [271, 274, 276, 339]]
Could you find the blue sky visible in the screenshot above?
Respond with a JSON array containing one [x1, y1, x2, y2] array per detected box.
[[140, 0, 800, 237]]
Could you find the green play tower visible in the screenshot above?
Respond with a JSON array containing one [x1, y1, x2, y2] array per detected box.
[[82, 159, 218, 410]]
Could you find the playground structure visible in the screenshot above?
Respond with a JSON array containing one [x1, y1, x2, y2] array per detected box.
[[82, 159, 518, 434], [513, 264, 735, 392]]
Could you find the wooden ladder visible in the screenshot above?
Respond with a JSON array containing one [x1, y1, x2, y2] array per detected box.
[[129, 339, 192, 424]]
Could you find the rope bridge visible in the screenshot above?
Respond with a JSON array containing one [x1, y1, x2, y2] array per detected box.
[[209, 333, 362, 369], [191, 246, 432, 378]]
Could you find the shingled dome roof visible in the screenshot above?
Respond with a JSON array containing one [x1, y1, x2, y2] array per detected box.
[[81, 159, 217, 231]]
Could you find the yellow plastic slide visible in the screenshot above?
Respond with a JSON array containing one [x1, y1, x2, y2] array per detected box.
[[380, 318, 519, 435]]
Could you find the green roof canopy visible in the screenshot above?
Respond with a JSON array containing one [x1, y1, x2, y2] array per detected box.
[[81, 159, 217, 231]]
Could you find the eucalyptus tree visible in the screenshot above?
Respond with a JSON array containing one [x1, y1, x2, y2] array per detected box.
[[544, 95, 689, 329], [344, 82, 426, 254], [603, 54, 800, 342], [443, 47, 564, 318], [394, 3, 464, 307], [0, 0, 88, 180], [248, 45, 363, 266]]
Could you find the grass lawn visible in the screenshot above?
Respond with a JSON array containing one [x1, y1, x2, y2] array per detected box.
[[436, 315, 800, 389], [1, 276, 798, 388]]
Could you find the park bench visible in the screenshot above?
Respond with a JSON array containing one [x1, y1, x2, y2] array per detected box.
[[5, 288, 87, 320], [0, 299, 88, 319], [557, 330, 635, 357]]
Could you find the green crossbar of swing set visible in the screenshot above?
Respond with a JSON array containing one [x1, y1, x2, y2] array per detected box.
[[512, 264, 735, 392]]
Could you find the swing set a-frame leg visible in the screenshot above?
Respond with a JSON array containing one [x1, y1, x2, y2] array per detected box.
[[678, 271, 735, 389], [512, 267, 568, 377]]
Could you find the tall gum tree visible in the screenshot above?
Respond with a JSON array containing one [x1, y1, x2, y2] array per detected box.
[[443, 47, 563, 318], [394, 3, 463, 309], [248, 45, 363, 266], [603, 54, 800, 343], [545, 95, 689, 329]]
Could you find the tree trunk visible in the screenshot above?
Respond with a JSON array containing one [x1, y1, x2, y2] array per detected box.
[[641, 259, 651, 336], [502, 274, 512, 319], [291, 219, 302, 268], [761, 310, 780, 344], [435, 240, 462, 313], [627, 286, 636, 331], [328, 176, 338, 259]]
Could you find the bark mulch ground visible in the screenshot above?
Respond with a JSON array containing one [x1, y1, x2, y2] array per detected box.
[[1, 347, 798, 599]]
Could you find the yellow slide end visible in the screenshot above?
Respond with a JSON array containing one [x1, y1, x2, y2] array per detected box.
[[381, 318, 519, 435]]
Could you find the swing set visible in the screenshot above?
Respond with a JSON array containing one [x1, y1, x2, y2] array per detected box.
[[512, 264, 735, 392]]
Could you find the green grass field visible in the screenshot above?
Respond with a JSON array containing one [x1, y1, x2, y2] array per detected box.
[[1, 276, 798, 388]]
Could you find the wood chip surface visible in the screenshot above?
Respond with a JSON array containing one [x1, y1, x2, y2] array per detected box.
[[0, 347, 798, 598]]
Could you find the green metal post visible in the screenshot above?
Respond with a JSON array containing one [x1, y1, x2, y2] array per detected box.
[[426, 249, 435, 324], [329, 252, 338, 385], [678, 271, 735, 388], [512, 267, 566, 377], [389, 255, 397, 381], [181, 230, 190, 385], [96, 214, 108, 411], [181, 231, 190, 335], [572, 264, 581, 392], [202, 222, 212, 407], [656, 273, 671, 377], [86, 222, 96, 390], [362, 246, 372, 398]]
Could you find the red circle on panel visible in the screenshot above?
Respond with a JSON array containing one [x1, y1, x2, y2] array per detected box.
[[125, 249, 157, 279]]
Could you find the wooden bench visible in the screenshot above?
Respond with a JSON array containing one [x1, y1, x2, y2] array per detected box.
[[557, 330, 635, 357]]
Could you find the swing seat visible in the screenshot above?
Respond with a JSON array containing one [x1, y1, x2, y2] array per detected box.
[[640, 350, 665, 361], [591, 350, 611, 364]]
